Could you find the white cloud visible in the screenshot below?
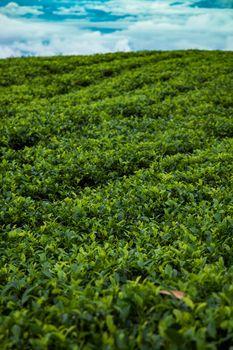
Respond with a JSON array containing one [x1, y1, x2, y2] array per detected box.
[[0, 13, 130, 57], [0, 44, 22, 57], [83, 0, 192, 16], [124, 17, 230, 51], [0, 2, 43, 17], [54, 6, 86, 16], [0, 1, 232, 58]]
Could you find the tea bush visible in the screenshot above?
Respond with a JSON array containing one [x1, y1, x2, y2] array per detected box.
[[0, 50, 233, 349]]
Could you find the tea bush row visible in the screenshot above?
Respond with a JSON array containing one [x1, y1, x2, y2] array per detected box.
[[0, 50, 233, 349]]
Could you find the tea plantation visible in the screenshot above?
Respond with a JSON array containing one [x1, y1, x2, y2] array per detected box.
[[0, 50, 233, 349]]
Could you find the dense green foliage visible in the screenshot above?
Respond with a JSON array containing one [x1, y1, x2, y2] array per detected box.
[[0, 50, 233, 350]]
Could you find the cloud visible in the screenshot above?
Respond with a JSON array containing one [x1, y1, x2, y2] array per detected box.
[[0, 13, 130, 57], [83, 0, 192, 16], [54, 6, 86, 16], [0, 1, 232, 58], [125, 13, 233, 51], [0, 2, 43, 17]]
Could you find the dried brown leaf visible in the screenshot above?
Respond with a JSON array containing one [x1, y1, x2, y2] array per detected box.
[[159, 290, 185, 300]]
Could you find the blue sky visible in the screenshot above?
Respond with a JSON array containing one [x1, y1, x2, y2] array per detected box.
[[0, 0, 233, 57]]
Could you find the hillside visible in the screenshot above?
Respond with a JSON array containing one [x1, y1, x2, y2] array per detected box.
[[0, 50, 233, 349]]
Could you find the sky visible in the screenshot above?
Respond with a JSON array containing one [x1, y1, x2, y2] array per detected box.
[[0, 0, 233, 58]]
